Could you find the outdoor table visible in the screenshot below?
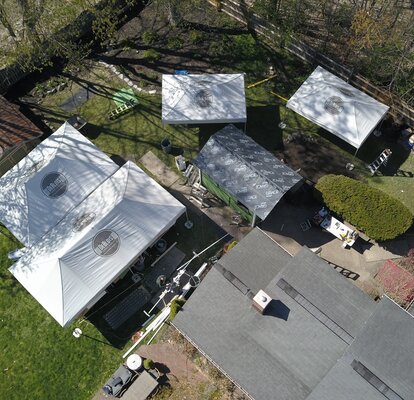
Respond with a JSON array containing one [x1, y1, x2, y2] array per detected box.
[[120, 370, 159, 400], [320, 215, 358, 247], [127, 354, 143, 371]]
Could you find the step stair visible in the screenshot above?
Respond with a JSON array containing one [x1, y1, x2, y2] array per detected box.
[[368, 149, 392, 175]]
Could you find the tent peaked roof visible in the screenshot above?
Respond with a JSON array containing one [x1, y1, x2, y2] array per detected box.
[[194, 125, 302, 220], [162, 74, 246, 124], [286, 66, 389, 149], [9, 161, 186, 326], [0, 122, 118, 246]]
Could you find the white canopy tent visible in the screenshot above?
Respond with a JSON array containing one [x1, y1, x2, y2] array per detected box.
[[0, 122, 118, 246], [9, 161, 186, 327], [286, 66, 389, 149], [162, 74, 246, 124]]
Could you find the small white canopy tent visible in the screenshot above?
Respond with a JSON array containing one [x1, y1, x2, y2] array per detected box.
[[162, 74, 246, 124], [9, 161, 185, 327], [0, 122, 118, 246], [286, 66, 389, 149]]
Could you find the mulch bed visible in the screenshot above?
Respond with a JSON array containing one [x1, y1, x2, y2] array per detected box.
[[275, 136, 359, 183]]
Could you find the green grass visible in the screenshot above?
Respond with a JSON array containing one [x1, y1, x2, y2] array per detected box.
[[368, 154, 414, 214], [0, 226, 122, 400]]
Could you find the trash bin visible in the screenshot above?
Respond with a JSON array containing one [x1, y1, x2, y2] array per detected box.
[[155, 239, 167, 254], [161, 138, 172, 154]]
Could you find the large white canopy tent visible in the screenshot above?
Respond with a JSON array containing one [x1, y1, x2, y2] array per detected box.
[[286, 66, 389, 149], [162, 74, 247, 124], [0, 122, 118, 246], [9, 161, 186, 327]]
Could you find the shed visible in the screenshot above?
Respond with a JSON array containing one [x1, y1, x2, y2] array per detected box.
[[0, 96, 43, 173], [194, 125, 302, 222]]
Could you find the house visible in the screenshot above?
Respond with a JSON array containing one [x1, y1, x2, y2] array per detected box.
[[174, 228, 414, 400]]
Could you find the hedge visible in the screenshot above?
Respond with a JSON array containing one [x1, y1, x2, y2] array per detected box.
[[316, 175, 413, 241]]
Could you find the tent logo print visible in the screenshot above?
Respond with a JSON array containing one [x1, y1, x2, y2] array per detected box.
[[41, 172, 68, 198], [324, 96, 344, 115], [93, 230, 120, 257], [195, 89, 212, 108]]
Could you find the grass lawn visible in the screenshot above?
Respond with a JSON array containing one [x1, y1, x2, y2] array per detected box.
[[0, 226, 122, 400]]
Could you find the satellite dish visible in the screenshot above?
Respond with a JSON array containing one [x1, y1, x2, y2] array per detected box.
[[188, 275, 201, 288]]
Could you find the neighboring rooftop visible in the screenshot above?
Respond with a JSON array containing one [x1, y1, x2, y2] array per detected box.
[[174, 228, 414, 400], [0, 96, 42, 154], [194, 125, 302, 220]]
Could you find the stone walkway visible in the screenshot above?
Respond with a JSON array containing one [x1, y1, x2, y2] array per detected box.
[[138, 343, 209, 384]]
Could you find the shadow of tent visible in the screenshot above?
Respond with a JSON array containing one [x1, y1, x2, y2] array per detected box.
[[246, 105, 283, 151]]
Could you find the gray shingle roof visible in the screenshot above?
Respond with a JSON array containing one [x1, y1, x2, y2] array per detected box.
[[194, 125, 302, 220], [217, 228, 291, 294], [272, 247, 376, 338], [175, 267, 347, 400], [345, 297, 414, 399], [305, 356, 388, 400], [173, 228, 414, 400]]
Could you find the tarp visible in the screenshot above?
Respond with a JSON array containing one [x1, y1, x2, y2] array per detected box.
[[286, 66, 389, 149], [9, 161, 186, 327], [194, 125, 302, 220], [162, 74, 246, 124], [0, 122, 118, 246]]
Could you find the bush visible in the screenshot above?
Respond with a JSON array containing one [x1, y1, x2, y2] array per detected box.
[[167, 36, 184, 50], [142, 31, 159, 45], [143, 358, 154, 370], [315, 175, 413, 241], [168, 298, 186, 321], [189, 30, 204, 44], [142, 49, 161, 61]]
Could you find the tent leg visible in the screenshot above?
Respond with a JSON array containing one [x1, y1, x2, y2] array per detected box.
[[251, 212, 257, 228]]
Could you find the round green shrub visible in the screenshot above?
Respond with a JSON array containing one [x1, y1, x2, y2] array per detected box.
[[143, 358, 154, 370], [315, 175, 413, 241]]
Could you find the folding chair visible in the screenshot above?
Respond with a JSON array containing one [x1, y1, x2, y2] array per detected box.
[[300, 219, 312, 232]]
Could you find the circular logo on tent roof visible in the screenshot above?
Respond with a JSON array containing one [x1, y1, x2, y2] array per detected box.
[[72, 213, 96, 232], [195, 89, 212, 108], [93, 230, 120, 257], [41, 172, 68, 198], [324, 96, 344, 115]]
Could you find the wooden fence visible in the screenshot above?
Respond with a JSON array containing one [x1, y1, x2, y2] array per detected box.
[[210, 0, 414, 126]]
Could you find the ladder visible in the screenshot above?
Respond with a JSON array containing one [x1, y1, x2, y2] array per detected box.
[[368, 149, 392, 175], [108, 99, 138, 120], [187, 166, 209, 207]]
